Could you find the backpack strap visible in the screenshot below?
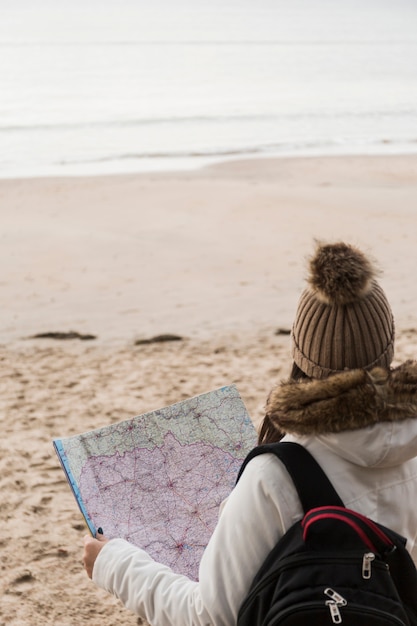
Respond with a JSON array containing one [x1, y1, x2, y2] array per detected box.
[[236, 441, 345, 513]]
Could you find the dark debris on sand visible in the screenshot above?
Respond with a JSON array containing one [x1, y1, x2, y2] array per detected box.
[[28, 331, 97, 341], [135, 334, 184, 345]]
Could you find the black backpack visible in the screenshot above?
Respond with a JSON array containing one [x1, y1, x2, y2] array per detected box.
[[236, 442, 417, 626]]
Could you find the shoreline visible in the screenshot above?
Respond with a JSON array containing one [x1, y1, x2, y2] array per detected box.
[[1, 150, 417, 183]]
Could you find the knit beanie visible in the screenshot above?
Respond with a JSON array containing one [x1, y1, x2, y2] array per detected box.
[[291, 242, 395, 379]]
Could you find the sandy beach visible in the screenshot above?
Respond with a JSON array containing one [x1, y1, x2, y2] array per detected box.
[[1, 155, 417, 626]]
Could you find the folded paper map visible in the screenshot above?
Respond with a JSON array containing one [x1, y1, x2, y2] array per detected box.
[[53, 385, 256, 580]]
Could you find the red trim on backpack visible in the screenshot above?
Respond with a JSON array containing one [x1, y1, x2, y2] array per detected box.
[[302, 506, 393, 548], [302, 512, 378, 552]]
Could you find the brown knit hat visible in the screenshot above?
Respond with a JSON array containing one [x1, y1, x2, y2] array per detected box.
[[291, 242, 395, 379]]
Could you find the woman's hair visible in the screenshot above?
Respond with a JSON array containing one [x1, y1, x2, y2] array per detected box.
[[257, 415, 284, 445], [289, 362, 310, 382], [257, 362, 311, 445]]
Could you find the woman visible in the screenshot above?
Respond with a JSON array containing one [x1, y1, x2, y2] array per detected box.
[[83, 241, 417, 626]]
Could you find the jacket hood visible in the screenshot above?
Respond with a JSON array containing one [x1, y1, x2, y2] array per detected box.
[[266, 360, 417, 467]]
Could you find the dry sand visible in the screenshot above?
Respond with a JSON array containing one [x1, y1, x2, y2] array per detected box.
[[1, 155, 417, 625]]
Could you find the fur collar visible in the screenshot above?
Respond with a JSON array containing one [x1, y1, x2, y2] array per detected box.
[[266, 360, 417, 436]]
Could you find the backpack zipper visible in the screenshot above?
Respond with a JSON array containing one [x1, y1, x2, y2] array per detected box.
[[362, 552, 376, 579], [324, 587, 347, 605], [240, 552, 389, 607], [326, 600, 342, 624], [324, 588, 347, 624], [267, 600, 409, 625]]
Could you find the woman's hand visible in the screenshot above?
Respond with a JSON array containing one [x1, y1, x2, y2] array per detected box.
[[83, 532, 109, 579]]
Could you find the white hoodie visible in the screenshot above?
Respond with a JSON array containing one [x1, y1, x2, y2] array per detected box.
[[92, 417, 417, 626]]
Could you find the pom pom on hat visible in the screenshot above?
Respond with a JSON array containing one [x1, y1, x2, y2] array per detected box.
[[308, 242, 376, 305], [291, 241, 395, 379]]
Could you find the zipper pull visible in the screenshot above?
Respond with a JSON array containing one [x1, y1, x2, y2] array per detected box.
[[326, 600, 342, 624], [362, 552, 375, 579], [324, 588, 347, 606], [324, 589, 347, 623]]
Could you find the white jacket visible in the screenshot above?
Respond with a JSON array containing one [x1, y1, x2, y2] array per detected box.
[[93, 416, 417, 625]]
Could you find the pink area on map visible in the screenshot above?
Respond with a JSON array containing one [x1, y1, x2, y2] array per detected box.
[[78, 432, 242, 579]]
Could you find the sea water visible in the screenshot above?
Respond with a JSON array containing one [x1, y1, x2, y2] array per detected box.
[[1, 0, 417, 178]]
